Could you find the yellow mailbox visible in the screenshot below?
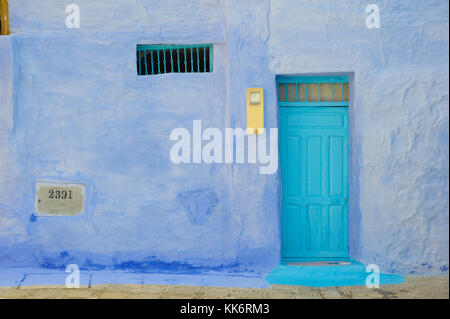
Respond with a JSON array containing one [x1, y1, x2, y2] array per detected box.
[[0, 0, 9, 36], [246, 88, 264, 134]]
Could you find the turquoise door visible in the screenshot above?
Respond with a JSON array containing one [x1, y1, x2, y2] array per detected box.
[[278, 77, 349, 259]]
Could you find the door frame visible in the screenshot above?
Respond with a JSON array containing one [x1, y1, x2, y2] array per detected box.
[[277, 75, 350, 261]]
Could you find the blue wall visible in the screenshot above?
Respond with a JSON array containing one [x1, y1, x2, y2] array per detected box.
[[0, 0, 448, 275]]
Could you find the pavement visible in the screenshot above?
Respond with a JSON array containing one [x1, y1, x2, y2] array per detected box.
[[0, 276, 448, 299]]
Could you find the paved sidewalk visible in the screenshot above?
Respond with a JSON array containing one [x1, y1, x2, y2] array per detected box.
[[0, 276, 447, 299]]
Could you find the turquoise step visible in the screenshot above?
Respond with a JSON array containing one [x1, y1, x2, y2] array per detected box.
[[265, 260, 404, 287]]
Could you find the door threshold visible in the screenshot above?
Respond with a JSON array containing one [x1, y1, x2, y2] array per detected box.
[[282, 257, 350, 262], [281, 257, 355, 266], [285, 260, 352, 266]]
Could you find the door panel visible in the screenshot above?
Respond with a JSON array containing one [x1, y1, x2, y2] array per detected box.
[[330, 136, 344, 196], [307, 136, 322, 196], [280, 107, 349, 259]]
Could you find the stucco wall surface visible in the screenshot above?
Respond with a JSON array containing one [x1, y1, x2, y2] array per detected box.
[[0, 0, 448, 276]]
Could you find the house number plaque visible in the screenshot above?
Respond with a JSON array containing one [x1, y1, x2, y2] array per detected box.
[[35, 182, 85, 216]]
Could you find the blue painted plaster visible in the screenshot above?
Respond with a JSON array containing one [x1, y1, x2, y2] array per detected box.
[[0, 0, 448, 285], [0, 267, 269, 288]]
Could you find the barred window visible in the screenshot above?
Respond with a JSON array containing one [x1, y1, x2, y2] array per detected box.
[[137, 44, 213, 75], [277, 77, 349, 106]]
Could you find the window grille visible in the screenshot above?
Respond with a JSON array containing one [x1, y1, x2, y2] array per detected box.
[[277, 76, 349, 107], [137, 44, 213, 75]]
